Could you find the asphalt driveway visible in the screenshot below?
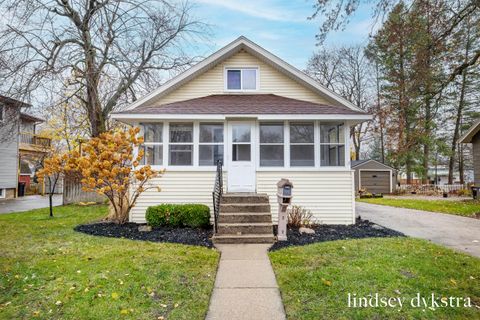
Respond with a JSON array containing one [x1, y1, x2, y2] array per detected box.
[[356, 201, 480, 258], [0, 195, 63, 214]]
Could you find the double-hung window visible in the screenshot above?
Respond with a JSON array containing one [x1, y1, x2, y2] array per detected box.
[[199, 123, 224, 166], [169, 123, 193, 166], [260, 123, 284, 167], [320, 123, 345, 166], [140, 123, 163, 165], [226, 68, 258, 90], [290, 122, 315, 166], [0, 104, 4, 122]]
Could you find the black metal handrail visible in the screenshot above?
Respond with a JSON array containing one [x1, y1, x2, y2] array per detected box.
[[212, 160, 223, 233]]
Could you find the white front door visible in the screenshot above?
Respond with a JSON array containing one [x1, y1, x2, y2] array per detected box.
[[227, 121, 256, 192]]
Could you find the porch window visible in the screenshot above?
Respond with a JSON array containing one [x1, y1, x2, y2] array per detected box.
[[259, 123, 284, 166], [320, 123, 345, 166], [226, 68, 258, 90], [169, 123, 193, 166], [199, 123, 224, 166], [290, 122, 315, 166], [139, 123, 163, 165]]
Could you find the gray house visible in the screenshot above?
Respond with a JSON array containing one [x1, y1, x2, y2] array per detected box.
[[351, 159, 397, 194], [460, 119, 480, 186], [0, 96, 27, 199], [0, 95, 51, 199]]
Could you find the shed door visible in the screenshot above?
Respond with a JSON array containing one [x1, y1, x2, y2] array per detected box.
[[360, 171, 391, 194]]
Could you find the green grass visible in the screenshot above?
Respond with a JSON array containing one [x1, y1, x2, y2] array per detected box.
[[0, 205, 219, 320], [358, 198, 480, 217], [269, 238, 480, 320]]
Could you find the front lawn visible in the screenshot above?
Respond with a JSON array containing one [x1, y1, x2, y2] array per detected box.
[[358, 198, 480, 217], [0, 205, 219, 319], [270, 238, 480, 319]]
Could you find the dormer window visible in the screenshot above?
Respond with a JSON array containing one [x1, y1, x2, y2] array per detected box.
[[226, 68, 258, 91]]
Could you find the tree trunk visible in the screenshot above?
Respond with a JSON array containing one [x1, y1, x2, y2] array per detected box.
[[422, 96, 432, 184], [49, 194, 53, 217], [448, 23, 471, 184]]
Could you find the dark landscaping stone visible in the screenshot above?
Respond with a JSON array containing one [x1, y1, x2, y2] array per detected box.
[[269, 217, 405, 251], [74, 222, 213, 247]]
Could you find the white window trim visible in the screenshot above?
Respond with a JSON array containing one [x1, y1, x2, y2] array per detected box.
[[198, 122, 225, 167], [135, 120, 350, 172], [224, 66, 260, 92], [319, 123, 347, 167], [0, 188, 5, 198], [168, 122, 195, 167], [289, 121, 316, 168], [139, 122, 164, 166], [259, 122, 285, 167]]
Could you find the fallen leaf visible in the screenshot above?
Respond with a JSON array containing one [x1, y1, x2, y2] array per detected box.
[[450, 279, 457, 286], [55, 301, 62, 306], [160, 303, 167, 308], [321, 278, 332, 286], [33, 311, 40, 317], [174, 303, 179, 308], [120, 309, 128, 315], [111, 292, 119, 300]]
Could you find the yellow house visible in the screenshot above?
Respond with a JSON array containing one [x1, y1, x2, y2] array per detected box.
[[112, 37, 371, 243]]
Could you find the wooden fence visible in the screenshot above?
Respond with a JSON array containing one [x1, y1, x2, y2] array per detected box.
[[397, 184, 469, 194], [63, 178, 105, 205]]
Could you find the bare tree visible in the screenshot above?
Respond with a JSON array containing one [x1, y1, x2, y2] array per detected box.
[[309, 0, 480, 89], [306, 45, 374, 160], [0, 0, 207, 136]]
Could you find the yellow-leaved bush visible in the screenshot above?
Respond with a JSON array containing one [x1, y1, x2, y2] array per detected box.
[[38, 127, 162, 224]]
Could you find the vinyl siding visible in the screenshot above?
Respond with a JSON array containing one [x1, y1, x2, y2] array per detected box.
[[130, 170, 355, 225], [129, 171, 224, 223], [473, 133, 480, 185], [257, 171, 355, 225], [0, 104, 19, 189], [154, 50, 337, 106]]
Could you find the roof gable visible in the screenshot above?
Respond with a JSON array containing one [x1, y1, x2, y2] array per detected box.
[[351, 159, 396, 170], [125, 36, 364, 112], [459, 118, 480, 143]]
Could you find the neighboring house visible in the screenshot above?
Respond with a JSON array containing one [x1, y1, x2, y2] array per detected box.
[[460, 118, 480, 186], [351, 159, 397, 194], [113, 36, 371, 227], [0, 95, 51, 199], [427, 165, 473, 185]]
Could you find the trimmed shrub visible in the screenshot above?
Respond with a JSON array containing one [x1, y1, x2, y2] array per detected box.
[[146, 204, 210, 228]]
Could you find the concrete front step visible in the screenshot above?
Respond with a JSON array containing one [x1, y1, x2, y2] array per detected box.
[[217, 222, 273, 235], [220, 203, 271, 213], [221, 193, 270, 204], [212, 233, 276, 244], [218, 212, 272, 223]]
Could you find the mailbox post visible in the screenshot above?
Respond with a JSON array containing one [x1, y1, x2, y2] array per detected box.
[[276, 178, 293, 241]]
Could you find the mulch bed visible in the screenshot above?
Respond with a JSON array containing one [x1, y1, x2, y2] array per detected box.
[[269, 217, 405, 251], [74, 222, 214, 248]]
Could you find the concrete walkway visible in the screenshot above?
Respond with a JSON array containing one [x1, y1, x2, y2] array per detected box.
[[206, 244, 286, 320], [0, 195, 63, 214], [356, 201, 480, 257]]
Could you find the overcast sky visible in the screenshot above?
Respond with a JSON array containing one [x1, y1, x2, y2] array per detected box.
[[192, 0, 378, 69]]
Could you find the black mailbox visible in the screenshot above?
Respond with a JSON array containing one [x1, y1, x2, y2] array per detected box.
[[277, 178, 293, 204]]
